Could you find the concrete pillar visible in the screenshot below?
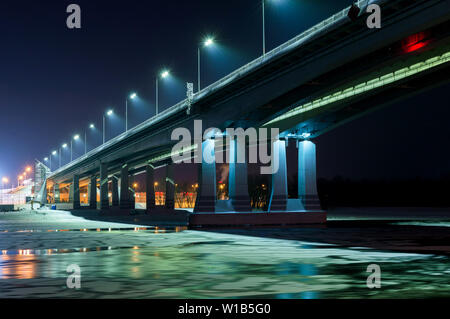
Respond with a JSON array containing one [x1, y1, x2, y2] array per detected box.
[[73, 175, 80, 210], [194, 139, 216, 213], [41, 180, 48, 205], [129, 174, 135, 209], [54, 184, 60, 204], [69, 184, 74, 203], [268, 140, 288, 212], [100, 163, 109, 210], [146, 164, 156, 211], [89, 176, 97, 209], [111, 176, 119, 207], [165, 164, 175, 210], [229, 138, 252, 212], [120, 164, 131, 209], [298, 141, 321, 210]]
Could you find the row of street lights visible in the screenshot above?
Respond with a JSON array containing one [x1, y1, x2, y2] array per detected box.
[[44, 37, 216, 170], [44, 0, 284, 168]]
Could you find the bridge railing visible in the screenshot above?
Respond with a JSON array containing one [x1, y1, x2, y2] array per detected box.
[[197, 0, 373, 99], [49, 0, 376, 178]]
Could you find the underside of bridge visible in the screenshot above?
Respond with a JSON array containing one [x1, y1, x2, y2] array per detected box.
[[39, 0, 450, 227]]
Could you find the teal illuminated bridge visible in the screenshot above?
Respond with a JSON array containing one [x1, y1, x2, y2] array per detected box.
[[35, 0, 450, 227]]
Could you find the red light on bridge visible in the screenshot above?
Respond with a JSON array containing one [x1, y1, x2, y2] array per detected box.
[[402, 32, 430, 53]]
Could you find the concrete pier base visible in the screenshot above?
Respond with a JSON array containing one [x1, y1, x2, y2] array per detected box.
[[120, 164, 131, 210], [89, 176, 97, 209], [189, 211, 326, 228], [194, 140, 216, 213], [73, 175, 80, 210], [229, 138, 252, 212]]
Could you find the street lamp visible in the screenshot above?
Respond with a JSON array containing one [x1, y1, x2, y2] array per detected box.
[[71, 134, 80, 162], [60, 143, 68, 168], [262, 0, 266, 55], [18, 175, 23, 187], [156, 70, 170, 115], [49, 150, 57, 171], [84, 124, 95, 155], [198, 37, 215, 92], [103, 109, 114, 144], [126, 92, 137, 132]]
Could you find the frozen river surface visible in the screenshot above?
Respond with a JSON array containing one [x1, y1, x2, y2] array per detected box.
[[0, 210, 449, 298]]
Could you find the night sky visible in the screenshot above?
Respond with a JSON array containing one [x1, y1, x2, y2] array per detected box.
[[0, 0, 449, 184]]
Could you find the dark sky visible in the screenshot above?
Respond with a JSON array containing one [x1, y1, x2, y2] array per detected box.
[[0, 0, 449, 183]]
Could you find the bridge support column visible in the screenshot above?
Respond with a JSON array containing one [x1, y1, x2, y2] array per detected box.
[[73, 175, 80, 210], [146, 164, 156, 212], [54, 184, 60, 204], [100, 163, 109, 210], [111, 176, 119, 207], [129, 174, 135, 210], [89, 176, 97, 209], [298, 141, 321, 210], [268, 139, 288, 212], [120, 164, 131, 209], [69, 184, 74, 204], [194, 139, 216, 213], [165, 164, 175, 210], [229, 138, 251, 212]]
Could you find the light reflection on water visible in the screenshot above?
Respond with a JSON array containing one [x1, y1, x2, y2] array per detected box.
[[0, 228, 449, 298]]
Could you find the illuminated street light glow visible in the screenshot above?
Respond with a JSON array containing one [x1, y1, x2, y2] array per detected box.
[[107, 110, 113, 116], [130, 93, 137, 100], [204, 37, 214, 47], [52, 151, 57, 155], [62, 143, 68, 148], [160, 70, 170, 79], [156, 70, 171, 115], [44, 157, 48, 161], [26, 166, 32, 173], [198, 37, 216, 92], [73, 134, 80, 140], [2, 177, 8, 184], [89, 123, 95, 129]]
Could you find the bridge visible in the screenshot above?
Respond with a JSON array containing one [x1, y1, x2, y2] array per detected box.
[[37, 0, 450, 227]]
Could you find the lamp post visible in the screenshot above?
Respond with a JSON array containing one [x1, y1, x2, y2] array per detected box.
[[197, 37, 215, 92], [156, 70, 170, 115], [51, 150, 57, 171], [60, 143, 67, 168], [125, 93, 137, 132], [262, 0, 266, 55], [71, 134, 80, 162], [85, 124, 95, 154], [103, 109, 113, 144]]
